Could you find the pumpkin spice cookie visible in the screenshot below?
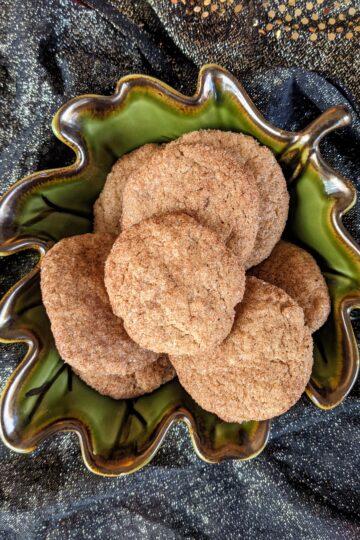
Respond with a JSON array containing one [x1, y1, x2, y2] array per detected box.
[[105, 213, 245, 355], [170, 129, 289, 268], [170, 277, 313, 423], [251, 240, 330, 332], [74, 355, 175, 399], [41, 233, 159, 376], [121, 143, 260, 265], [93, 143, 162, 235]]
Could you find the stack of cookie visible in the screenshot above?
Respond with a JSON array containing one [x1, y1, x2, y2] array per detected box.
[[41, 130, 330, 422]]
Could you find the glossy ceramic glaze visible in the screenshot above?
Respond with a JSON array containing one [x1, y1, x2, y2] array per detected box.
[[0, 65, 359, 475]]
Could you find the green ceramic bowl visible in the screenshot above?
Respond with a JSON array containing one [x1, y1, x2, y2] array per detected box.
[[1, 65, 360, 476]]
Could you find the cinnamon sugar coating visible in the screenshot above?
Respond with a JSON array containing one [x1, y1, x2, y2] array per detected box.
[[170, 277, 313, 422], [105, 213, 245, 355]]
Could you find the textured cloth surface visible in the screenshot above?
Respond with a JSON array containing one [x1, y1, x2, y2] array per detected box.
[[0, 1, 360, 539]]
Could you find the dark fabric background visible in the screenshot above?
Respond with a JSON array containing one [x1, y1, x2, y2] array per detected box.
[[0, 1, 359, 538]]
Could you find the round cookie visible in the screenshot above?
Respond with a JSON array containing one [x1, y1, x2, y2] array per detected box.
[[170, 129, 289, 268], [93, 144, 161, 235], [105, 213, 245, 355], [121, 143, 260, 265], [170, 277, 313, 423], [41, 233, 159, 375], [251, 240, 330, 333], [74, 356, 175, 399]]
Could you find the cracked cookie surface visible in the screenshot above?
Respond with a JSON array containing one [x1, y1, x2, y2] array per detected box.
[[41, 233, 160, 376], [251, 240, 330, 332], [93, 143, 161, 235], [170, 130, 289, 268], [170, 277, 313, 422], [74, 355, 175, 399], [105, 213, 245, 355], [121, 143, 259, 266]]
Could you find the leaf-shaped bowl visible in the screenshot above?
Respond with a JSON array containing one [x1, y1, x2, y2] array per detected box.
[[1, 65, 360, 476]]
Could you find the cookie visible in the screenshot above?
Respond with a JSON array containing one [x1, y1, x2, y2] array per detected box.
[[41, 233, 159, 375], [170, 277, 313, 423], [121, 143, 260, 265], [105, 213, 245, 355], [93, 144, 161, 235], [170, 130, 289, 267], [251, 240, 330, 332], [74, 355, 175, 399]]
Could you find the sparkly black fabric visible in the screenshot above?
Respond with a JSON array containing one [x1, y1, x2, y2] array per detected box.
[[0, 1, 360, 538]]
